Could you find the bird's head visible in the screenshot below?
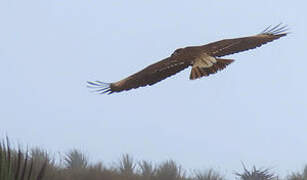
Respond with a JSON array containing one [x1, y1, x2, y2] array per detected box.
[[171, 48, 184, 56]]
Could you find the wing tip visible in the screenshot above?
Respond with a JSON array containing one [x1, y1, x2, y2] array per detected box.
[[87, 81, 114, 94], [260, 23, 289, 36]]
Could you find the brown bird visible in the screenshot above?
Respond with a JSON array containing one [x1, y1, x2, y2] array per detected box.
[[88, 24, 288, 94]]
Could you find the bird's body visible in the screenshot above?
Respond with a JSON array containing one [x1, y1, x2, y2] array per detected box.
[[88, 24, 288, 94]]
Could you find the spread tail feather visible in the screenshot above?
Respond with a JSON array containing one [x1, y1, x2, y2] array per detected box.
[[189, 58, 234, 80], [87, 81, 113, 94]]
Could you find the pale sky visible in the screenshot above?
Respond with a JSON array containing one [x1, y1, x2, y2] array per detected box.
[[1, 0, 306, 178]]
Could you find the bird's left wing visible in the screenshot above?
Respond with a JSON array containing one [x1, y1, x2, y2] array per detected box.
[[87, 57, 190, 94], [201, 24, 288, 57]]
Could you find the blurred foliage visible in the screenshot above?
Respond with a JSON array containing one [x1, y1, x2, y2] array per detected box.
[[1, 137, 307, 180], [286, 165, 307, 180], [0, 137, 47, 180], [235, 164, 277, 180], [193, 169, 225, 180]]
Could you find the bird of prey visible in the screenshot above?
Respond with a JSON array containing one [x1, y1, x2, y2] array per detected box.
[[87, 24, 288, 94]]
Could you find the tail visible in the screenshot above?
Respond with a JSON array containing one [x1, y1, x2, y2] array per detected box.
[[189, 58, 234, 80], [87, 81, 113, 94]]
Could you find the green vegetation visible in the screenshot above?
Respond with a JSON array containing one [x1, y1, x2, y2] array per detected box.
[[1, 138, 306, 180]]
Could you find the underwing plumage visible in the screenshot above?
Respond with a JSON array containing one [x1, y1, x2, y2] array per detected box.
[[88, 24, 288, 94]]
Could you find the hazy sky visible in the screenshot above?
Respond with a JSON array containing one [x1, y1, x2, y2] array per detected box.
[[1, 0, 306, 178]]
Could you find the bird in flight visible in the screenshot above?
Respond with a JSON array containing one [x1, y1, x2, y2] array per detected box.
[[87, 24, 288, 94]]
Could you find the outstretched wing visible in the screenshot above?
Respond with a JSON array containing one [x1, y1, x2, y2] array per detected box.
[[88, 24, 288, 94], [87, 56, 190, 94], [202, 24, 288, 57]]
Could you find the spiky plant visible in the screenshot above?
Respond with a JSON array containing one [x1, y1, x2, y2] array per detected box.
[[193, 169, 224, 180], [286, 165, 307, 180], [0, 138, 47, 180], [64, 149, 88, 170], [155, 160, 186, 180], [138, 160, 156, 178], [235, 164, 277, 180], [0, 138, 13, 180], [118, 154, 136, 176]]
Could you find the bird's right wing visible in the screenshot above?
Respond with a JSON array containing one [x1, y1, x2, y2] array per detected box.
[[87, 57, 190, 94], [201, 24, 288, 57]]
